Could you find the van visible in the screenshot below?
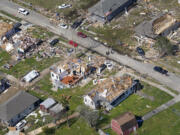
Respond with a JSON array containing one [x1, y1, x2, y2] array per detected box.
[[18, 8, 29, 15], [15, 120, 27, 130]]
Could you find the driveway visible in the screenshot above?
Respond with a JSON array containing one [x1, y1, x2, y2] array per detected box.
[[0, 0, 180, 92]]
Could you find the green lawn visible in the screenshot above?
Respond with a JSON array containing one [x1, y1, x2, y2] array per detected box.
[[28, 26, 54, 40], [0, 56, 60, 78], [100, 82, 173, 134], [32, 74, 95, 111], [0, 49, 11, 67], [38, 118, 98, 135], [138, 102, 180, 135], [88, 26, 135, 55], [30, 75, 173, 135]]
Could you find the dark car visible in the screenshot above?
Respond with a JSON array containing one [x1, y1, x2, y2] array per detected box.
[[0, 79, 10, 94], [136, 47, 145, 56], [50, 39, 59, 46], [77, 32, 87, 38], [153, 66, 168, 75], [71, 19, 83, 29]]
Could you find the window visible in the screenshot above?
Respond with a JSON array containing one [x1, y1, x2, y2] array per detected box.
[[51, 73, 54, 77], [91, 101, 94, 105], [84, 98, 87, 103]]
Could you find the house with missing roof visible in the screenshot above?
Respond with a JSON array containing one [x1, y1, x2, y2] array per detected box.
[[0, 91, 40, 126], [50, 58, 97, 91], [83, 75, 141, 110], [111, 112, 138, 135], [135, 14, 180, 39], [88, 0, 136, 23]]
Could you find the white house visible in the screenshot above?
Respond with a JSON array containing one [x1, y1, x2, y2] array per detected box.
[[84, 75, 141, 110]]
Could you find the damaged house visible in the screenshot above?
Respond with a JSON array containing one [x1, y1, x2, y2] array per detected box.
[[50, 58, 96, 91], [135, 14, 180, 39], [83, 75, 141, 110], [88, 0, 137, 23]]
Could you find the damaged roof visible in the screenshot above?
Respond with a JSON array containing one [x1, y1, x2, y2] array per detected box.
[[135, 14, 178, 38], [88, 75, 133, 103]]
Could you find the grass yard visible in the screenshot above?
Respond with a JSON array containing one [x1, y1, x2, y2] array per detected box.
[[0, 56, 60, 78], [21, 0, 99, 10], [0, 49, 11, 67], [89, 26, 135, 55], [138, 102, 180, 135], [32, 74, 95, 111], [38, 118, 98, 135], [0, 10, 22, 21], [18, 0, 99, 21], [99, 82, 173, 134], [28, 26, 54, 40]]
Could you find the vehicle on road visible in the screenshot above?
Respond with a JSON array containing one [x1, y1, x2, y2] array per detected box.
[[18, 8, 29, 15], [153, 66, 168, 75], [136, 47, 145, 56], [71, 19, 83, 29], [69, 40, 78, 47], [59, 23, 68, 29], [50, 39, 59, 46], [58, 4, 71, 9], [77, 32, 87, 38], [15, 120, 27, 131]]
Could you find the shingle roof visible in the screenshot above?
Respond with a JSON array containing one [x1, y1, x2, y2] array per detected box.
[[40, 98, 56, 109], [0, 91, 39, 122], [88, 0, 131, 17], [113, 112, 137, 131]]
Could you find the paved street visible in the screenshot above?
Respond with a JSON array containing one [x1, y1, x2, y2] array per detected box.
[[0, 0, 180, 92]]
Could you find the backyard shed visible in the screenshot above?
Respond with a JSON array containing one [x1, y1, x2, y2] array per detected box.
[[49, 103, 65, 117], [40, 98, 56, 112]]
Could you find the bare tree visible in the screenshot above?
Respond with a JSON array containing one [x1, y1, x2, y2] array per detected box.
[[76, 105, 99, 128]]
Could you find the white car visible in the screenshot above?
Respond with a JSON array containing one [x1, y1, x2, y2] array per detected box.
[[58, 4, 71, 9], [18, 8, 29, 15], [15, 120, 27, 130], [23, 70, 39, 82], [59, 23, 68, 29]]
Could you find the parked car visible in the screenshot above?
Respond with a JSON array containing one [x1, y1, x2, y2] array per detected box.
[[18, 8, 29, 15], [69, 40, 78, 47], [58, 4, 71, 9], [77, 32, 87, 38], [50, 39, 59, 46], [136, 47, 145, 56], [22, 70, 39, 82], [15, 120, 27, 131], [71, 19, 83, 29], [153, 66, 168, 75], [0, 79, 10, 94], [59, 23, 68, 29]]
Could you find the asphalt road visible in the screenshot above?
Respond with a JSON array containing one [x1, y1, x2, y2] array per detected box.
[[0, 0, 180, 92]]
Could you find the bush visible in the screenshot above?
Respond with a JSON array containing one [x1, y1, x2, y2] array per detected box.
[[43, 127, 55, 135], [155, 36, 174, 57]]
